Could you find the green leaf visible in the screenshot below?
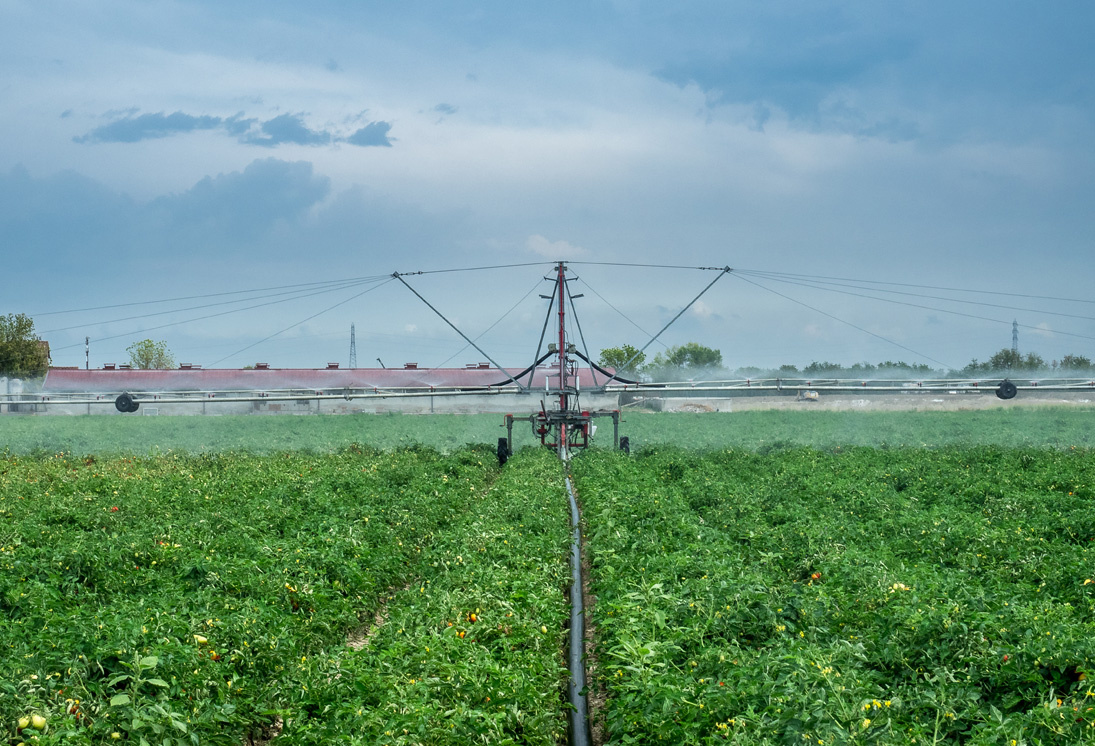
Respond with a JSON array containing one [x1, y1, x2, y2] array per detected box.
[[146, 678, 170, 688], [110, 693, 132, 707], [140, 655, 159, 669]]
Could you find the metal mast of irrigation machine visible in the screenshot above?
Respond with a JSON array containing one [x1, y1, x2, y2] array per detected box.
[[498, 260, 631, 463]]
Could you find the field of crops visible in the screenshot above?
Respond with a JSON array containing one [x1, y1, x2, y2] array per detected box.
[[2, 408, 1094, 744], [2, 406, 1093, 456], [574, 446, 1095, 744], [1, 446, 571, 745]]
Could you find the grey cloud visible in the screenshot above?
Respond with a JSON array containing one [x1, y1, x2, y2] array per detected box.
[[74, 111, 224, 143], [73, 110, 385, 148], [147, 158, 331, 245], [0, 164, 137, 267], [224, 113, 257, 136], [346, 121, 393, 147], [433, 103, 457, 115], [242, 113, 332, 148]]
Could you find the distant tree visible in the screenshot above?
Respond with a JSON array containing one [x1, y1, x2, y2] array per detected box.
[[778, 364, 800, 375], [1023, 352, 1046, 370], [963, 348, 1049, 375], [127, 339, 176, 370], [1059, 354, 1094, 371], [0, 313, 49, 378], [877, 361, 935, 375], [597, 345, 646, 377], [654, 342, 722, 369], [848, 362, 877, 376], [802, 361, 842, 376], [986, 349, 1022, 370]]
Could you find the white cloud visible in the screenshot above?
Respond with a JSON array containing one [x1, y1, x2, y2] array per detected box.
[[526, 234, 587, 258], [691, 300, 715, 319]]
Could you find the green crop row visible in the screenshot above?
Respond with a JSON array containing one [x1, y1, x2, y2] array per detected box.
[[3, 406, 1094, 457], [618, 407, 1095, 450], [279, 447, 572, 745], [0, 446, 572, 745], [572, 446, 1095, 745], [0, 413, 540, 457]]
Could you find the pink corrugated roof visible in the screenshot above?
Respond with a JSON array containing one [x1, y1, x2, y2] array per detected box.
[[42, 366, 614, 392]]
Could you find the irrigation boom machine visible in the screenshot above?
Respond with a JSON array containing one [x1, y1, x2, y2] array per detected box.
[[7, 261, 1091, 437], [498, 261, 629, 463]]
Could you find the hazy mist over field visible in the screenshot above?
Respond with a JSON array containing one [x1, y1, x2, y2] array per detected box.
[[3, 2, 1093, 372]]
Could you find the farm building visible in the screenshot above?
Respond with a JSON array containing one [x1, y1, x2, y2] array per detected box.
[[30, 362, 619, 415]]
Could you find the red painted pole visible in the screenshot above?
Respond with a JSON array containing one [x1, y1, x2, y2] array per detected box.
[[557, 261, 567, 452]]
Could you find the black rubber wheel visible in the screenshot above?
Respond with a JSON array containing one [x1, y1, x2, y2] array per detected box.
[[619, 436, 630, 454], [115, 393, 138, 413], [497, 437, 510, 466], [996, 380, 1018, 400]]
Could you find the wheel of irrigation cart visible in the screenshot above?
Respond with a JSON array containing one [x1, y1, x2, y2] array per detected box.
[[619, 436, 630, 454], [115, 393, 139, 413], [996, 380, 1018, 400], [497, 437, 510, 466]]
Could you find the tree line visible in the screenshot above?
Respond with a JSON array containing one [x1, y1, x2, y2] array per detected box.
[[3, 312, 1093, 380], [598, 342, 1095, 380], [0, 314, 176, 379]]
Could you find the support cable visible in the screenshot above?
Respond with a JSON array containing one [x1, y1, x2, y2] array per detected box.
[[569, 261, 728, 271], [737, 269, 1095, 306], [393, 273, 524, 390], [737, 273, 1095, 344], [575, 278, 661, 344], [50, 277, 391, 353], [565, 279, 598, 388], [620, 267, 733, 373], [733, 273, 955, 369], [532, 286, 557, 371], [32, 274, 391, 317], [208, 279, 394, 367], [433, 276, 548, 369], [737, 270, 1095, 322], [42, 278, 376, 334], [395, 261, 554, 276]]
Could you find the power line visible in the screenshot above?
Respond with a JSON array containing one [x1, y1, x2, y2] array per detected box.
[[208, 279, 395, 367], [33, 274, 391, 316], [733, 273, 955, 370], [51, 277, 391, 352], [41, 278, 376, 334], [738, 272, 1095, 344], [739, 269, 1095, 306], [737, 270, 1095, 322]]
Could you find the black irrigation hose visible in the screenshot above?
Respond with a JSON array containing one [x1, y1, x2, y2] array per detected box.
[[565, 476, 592, 746], [571, 349, 640, 385], [486, 350, 556, 387]]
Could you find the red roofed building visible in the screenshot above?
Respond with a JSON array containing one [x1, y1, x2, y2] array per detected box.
[[38, 363, 619, 415]]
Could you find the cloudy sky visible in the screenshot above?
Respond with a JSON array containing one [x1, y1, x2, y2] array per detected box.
[[3, 1, 1093, 373]]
